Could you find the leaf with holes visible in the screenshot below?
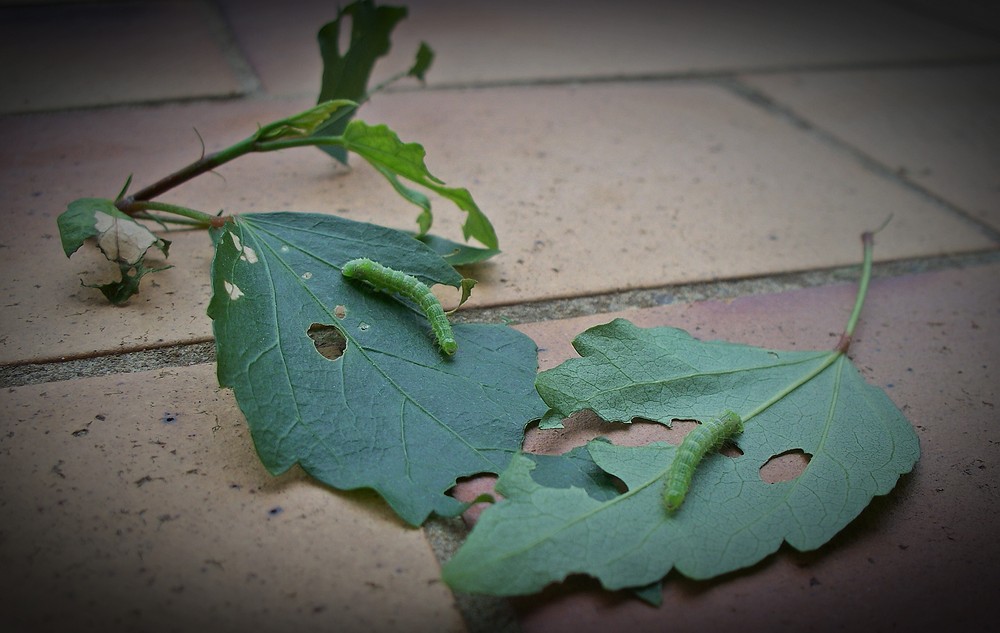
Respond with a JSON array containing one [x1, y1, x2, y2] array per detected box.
[[207, 211, 544, 526], [444, 233, 919, 596], [445, 320, 919, 595], [314, 0, 430, 164]]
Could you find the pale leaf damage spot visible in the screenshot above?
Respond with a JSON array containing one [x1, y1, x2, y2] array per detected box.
[[229, 232, 258, 263], [94, 211, 157, 264], [224, 280, 244, 300]]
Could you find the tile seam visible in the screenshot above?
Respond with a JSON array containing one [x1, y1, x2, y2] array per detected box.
[[5, 57, 999, 117], [4, 251, 997, 389], [719, 76, 1000, 244], [389, 56, 1000, 94], [423, 518, 522, 633], [201, 0, 264, 97]]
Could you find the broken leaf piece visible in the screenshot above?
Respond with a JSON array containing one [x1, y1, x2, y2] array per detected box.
[[57, 198, 171, 304], [93, 211, 161, 264]]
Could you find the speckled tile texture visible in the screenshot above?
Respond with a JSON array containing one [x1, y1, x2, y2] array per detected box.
[[1, 0, 998, 631], [0, 364, 465, 633], [743, 65, 1000, 230]]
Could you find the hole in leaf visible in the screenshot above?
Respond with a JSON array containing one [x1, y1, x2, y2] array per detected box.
[[608, 474, 628, 495], [308, 323, 347, 360], [523, 411, 675, 453], [662, 418, 699, 445], [759, 449, 812, 484], [718, 443, 744, 458], [450, 474, 499, 526]]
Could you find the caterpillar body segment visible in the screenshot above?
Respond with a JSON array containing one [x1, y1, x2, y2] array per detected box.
[[662, 410, 744, 512], [341, 257, 458, 355]]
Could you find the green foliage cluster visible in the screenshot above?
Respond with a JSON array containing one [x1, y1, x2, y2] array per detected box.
[[55, 1, 919, 604]]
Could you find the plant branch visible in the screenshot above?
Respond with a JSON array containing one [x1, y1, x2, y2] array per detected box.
[[117, 199, 223, 228], [121, 138, 255, 206], [131, 212, 212, 228], [116, 101, 357, 213]]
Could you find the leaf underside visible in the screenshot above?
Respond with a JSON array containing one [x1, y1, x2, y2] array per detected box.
[[208, 212, 544, 526], [444, 318, 920, 595]]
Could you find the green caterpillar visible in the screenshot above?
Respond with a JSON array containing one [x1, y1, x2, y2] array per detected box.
[[663, 410, 743, 511], [341, 257, 457, 355]]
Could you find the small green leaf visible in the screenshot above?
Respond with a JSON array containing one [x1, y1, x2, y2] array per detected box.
[[314, 0, 409, 163], [342, 120, 499, 249], [444, 319, 920, 595], [256, 99, 358, 143], [115, 174, 133, 202], [457, 278, 477, 309], [208, 212, 542, 526], [408, 42, 434, 81]]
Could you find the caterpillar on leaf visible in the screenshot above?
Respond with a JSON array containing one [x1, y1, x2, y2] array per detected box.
[[341, 257, 458, 355], [662, 410, 744, 511]]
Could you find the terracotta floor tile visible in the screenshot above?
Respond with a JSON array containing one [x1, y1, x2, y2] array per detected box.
[[2, 84, 995, 363], [743, 64, 1000, 231], [220, 0, 1000, 96], [0, 364, 465, 633], [0, 1, 247, 113], [481, 261, 998, 631]]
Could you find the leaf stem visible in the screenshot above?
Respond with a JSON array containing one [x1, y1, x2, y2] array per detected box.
[[742, 221, 886, 424], [838, 216, 889, 351], [131, 212, 212, 227], [252, 135, 348, 152], [118, 199, 223, 228], [363, 69, 410, 103]]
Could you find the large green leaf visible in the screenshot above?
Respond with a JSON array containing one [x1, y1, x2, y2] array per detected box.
[[443, 318, 920, 594], [207, 212, 543, 526]]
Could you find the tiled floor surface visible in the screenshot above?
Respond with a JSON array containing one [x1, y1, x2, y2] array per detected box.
[[1, 1, 998, 631]]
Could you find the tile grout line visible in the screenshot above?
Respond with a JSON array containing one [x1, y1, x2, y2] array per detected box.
[[5, 57, 998, 117], [391, 56, 1000, 94], [424, 518, 523, 633], [717, 76, 1000, 245], [200, 0, 264, 97], [4, 250, 997, 389]]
